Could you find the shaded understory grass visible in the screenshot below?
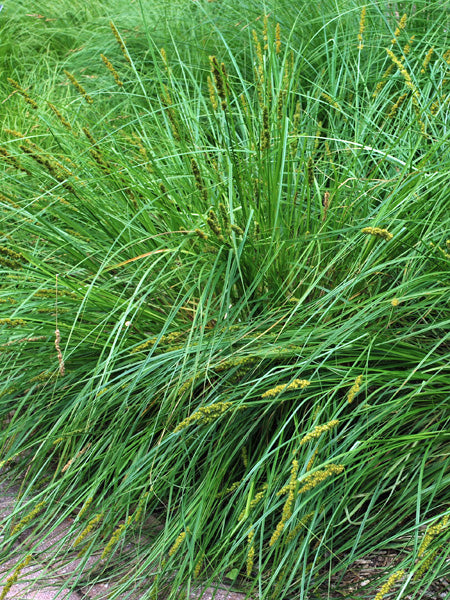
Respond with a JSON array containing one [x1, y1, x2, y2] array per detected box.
[[1, 1, 449, 598]]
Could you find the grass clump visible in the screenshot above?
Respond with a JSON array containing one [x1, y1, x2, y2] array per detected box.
[[1, 1, 449, 598]]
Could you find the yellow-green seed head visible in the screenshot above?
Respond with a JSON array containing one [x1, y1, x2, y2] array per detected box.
[[374, 570, 405, 600], [64, 70, 93, 104], [299, 419, 339, 445], [261, 379, 310, 399], [275, 23, 281, 54], [298, 464, 344, 494], [361, 226, 393, 241], [347, 375, 363, 404], [168, 530, 187, 557], [391, 14, 407, 44], [100, 54, 123, 86], [358, 6, 366, 49]]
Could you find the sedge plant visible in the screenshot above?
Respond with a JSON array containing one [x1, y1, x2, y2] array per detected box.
[[1, 1, 449, 598]]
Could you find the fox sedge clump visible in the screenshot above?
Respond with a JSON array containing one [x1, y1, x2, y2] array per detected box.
[[82, 127, 109, 170], [160, 86, 180, 139], [403, 35, 415, 56], [252, 30, 264, 71], [306, 449, 318, 471], [195, 228, 208, 240], [131, 331, 184, 354], [241, 446, 248, 468], [270, 489, 294, 546], [55, 328, 65, 376], [219, 202, 230, 235], [385, 48, 418, 96], [430, 241, 450, 260], [1, 7, 449, 599], [133, 492, 149, 523], [372, 63, 395, 97], [372, 36, 412, 99], [262, 15, 269, 50], [0, 192, 20, 209], [217, 479, 242, 498]]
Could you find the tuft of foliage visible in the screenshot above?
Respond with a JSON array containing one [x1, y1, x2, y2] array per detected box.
[[1, 1, 449, 598]]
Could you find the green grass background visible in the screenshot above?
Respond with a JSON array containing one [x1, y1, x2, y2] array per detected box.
[[1, 1, 449, 598]]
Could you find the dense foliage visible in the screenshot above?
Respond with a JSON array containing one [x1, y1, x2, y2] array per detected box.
[[1, 1, 449, 598]]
